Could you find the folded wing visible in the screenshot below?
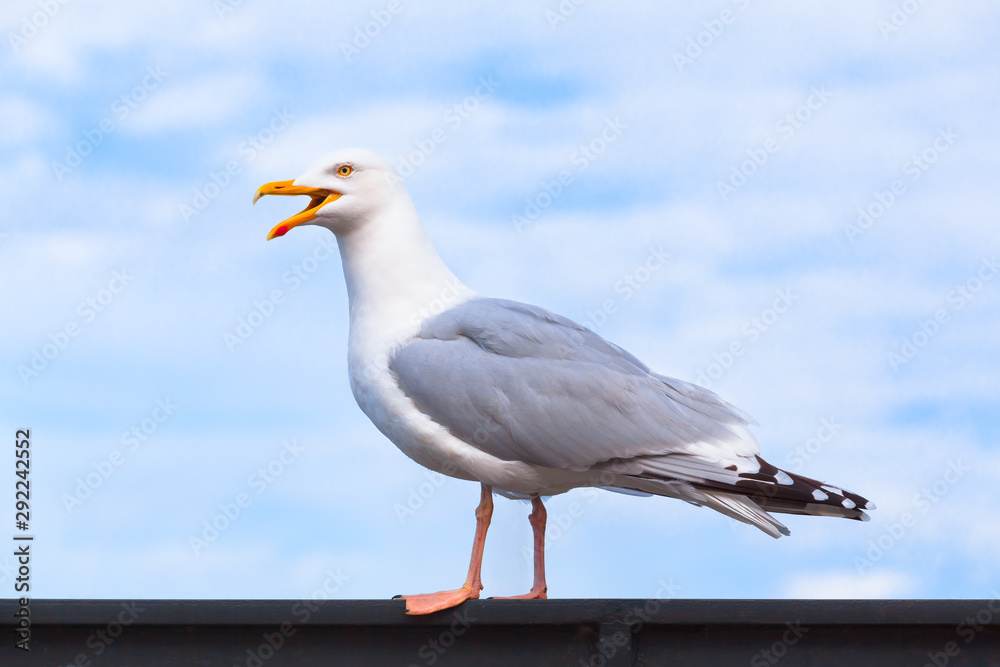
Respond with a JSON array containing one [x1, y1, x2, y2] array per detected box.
[[389, 298, 872, 537]]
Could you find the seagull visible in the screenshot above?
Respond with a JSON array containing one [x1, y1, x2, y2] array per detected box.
[[254, 148, 873, 615]]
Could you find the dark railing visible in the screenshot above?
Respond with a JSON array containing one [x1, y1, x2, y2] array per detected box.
[[2, 598, 998, 665]]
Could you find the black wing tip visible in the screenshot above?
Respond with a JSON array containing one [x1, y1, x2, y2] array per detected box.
[[726, 456, 875, 521]]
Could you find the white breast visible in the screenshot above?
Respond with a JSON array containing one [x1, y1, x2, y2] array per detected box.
[[349, 331, 554, 494]]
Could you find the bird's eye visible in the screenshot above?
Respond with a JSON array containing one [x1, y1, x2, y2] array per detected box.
[[337, 164, 354, 177]]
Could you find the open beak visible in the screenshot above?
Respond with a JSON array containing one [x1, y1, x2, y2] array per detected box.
[[253, 180, 341, 240]]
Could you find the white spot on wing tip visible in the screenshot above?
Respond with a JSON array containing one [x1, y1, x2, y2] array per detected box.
[[775, 471, 794, 486], [821, 484, 843, 495], [842, 498, 856, 509], [812, 489, 829, 501]]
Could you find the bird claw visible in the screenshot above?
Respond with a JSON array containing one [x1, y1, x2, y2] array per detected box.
[[396, 586, 479, 615], [491, 587, 548, 600]]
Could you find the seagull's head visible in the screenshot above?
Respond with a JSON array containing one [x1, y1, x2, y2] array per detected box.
[[254, 148, 401, 240]]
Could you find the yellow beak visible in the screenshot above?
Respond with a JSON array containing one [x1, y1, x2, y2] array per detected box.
[[253, 180, 341, 240]]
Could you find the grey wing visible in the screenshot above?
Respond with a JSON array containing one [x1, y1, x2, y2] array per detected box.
[[389, 297, 874, 536], [388, 297, 761, 472]]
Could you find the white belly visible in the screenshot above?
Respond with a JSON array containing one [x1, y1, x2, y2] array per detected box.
[[347, 345, 558, 496]]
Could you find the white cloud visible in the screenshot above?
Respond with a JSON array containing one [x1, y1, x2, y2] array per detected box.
[[783, 570, 914, 599], [122, 73, 262, 134], [0, 95, 58, 145]]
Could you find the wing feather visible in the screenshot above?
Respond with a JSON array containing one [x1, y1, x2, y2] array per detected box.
[[389, 298, 758, 471], [389, 297, 873, 531]]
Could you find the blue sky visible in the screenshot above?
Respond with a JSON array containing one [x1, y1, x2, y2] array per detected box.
[[1, 0, 998, 603]]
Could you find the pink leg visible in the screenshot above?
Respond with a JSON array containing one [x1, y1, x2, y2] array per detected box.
[[397, 483, 493, 615], [494, 496, 548, 600]]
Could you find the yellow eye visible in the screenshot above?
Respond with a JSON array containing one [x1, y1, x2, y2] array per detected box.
[[337, 164, 354, 177]]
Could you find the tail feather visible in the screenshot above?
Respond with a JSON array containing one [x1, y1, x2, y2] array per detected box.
[[605, 452, 873, 538], [698, 490, 790, 539], [752, 496, 872, 522], [614, 475, 791, 538], [717, 456, 874, 520]]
